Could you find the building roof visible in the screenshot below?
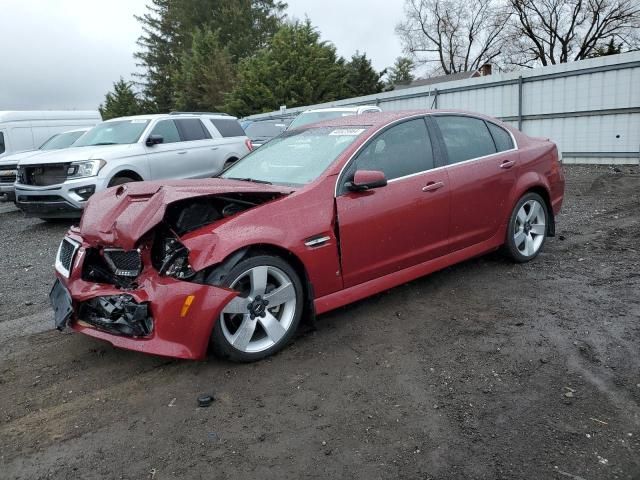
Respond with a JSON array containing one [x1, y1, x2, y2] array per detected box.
[[394, 71, 480, 90]]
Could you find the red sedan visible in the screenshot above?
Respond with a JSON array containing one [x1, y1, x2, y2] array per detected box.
[[50, 111, 565, 361]]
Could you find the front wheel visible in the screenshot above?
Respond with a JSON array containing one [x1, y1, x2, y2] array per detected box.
[[504, 192, 548, 263], [210, 255, 304, 362]]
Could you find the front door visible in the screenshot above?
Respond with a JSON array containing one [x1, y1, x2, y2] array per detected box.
[[336, 118, 450, 288]]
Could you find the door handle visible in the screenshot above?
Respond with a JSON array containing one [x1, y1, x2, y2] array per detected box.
[[500, 160, 515, 169], [422, 181, 445, 192], [177, 151, 187, 155]]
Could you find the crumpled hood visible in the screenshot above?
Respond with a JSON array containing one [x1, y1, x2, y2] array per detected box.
[[79, 179, 294, 250], [17, 144, 138, 165]]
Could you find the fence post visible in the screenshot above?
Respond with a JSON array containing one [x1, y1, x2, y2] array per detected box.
[[518, 76, 523, 131]]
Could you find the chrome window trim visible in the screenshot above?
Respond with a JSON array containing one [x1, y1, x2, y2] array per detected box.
[[334, 112, 519, 195], [55, 237, 80, 278]]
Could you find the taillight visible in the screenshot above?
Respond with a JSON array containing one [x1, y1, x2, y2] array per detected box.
[[245, 139, 253, 152]]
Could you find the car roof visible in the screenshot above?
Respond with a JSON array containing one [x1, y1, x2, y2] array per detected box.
[[303, 106, 378, 114], [300, 109, 511, 131]]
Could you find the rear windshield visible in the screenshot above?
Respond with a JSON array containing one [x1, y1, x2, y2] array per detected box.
[[210, 118, 245, 137], [245, 121, 287, 140], [288, 111, 356, 130], [221, 126, 366, 186], [74, 120, 150, 146], [39, 130, 86, 150]]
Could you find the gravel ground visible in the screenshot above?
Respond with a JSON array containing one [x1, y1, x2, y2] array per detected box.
[[0, 165, 639, 480]]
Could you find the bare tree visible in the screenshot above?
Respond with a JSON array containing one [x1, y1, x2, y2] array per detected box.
[[396, 0, 511, 74], [506, 0, 640, 67]]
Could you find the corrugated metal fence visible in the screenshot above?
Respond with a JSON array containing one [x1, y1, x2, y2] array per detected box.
[[247, 52, 640, 165]]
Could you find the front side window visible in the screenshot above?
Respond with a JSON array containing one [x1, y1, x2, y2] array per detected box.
[[39, 131, 86, 150], [487, 122, 514, 152], [74, 120, 150, 147], [221, 126, 366, 186], [150, 120, 181, 144], [352, 119, 434, 181], [435, 115, 497, 165], [175, 119, 211, 141], [0, 132, 5, 154]]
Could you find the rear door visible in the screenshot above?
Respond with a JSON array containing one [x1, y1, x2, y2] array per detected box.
[[336, 118, 450, 288], [174, 118, 215, 178], [432, 115, 518, 252]]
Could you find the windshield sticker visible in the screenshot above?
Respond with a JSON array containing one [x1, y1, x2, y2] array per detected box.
[[329, 128, 365, 136]]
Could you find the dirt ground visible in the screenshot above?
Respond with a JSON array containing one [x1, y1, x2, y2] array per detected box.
[[0, 165, 639, 480]]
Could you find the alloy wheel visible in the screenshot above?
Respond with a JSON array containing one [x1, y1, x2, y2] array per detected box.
[[219, 265, 297, 353], [513, 199, 546, 257]]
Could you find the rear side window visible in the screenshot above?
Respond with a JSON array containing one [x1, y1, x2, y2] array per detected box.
[[210, 118, 245, 137], [435, 115, 496, 164], [487, 122, 514, 152], [175, 119, 211, 141], [354, 118, 434, 180], [0, 132, 5, 154], [150, 120, 181, 143]]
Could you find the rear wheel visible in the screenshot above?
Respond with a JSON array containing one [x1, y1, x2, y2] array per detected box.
[[504, 192, 548, 263], [210, 255, 303, 362], [221, 157, 238, 172]]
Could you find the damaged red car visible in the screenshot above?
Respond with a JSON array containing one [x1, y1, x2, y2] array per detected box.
[[50, 111, 565, 361]]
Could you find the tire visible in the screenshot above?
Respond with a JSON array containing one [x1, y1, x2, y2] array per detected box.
[[210, 254, 304, 362], [108, 176, 137, 188], [504, 192, 549, 263], [222, 158, 238, 172]]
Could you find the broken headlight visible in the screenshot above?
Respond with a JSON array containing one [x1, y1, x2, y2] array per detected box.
[[156, 236, 196, 279]]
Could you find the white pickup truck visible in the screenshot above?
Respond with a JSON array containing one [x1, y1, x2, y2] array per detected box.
[[14, 113, 251, 219]]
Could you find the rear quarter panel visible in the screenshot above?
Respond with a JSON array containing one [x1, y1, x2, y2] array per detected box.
[[509, 137, 564, 219]]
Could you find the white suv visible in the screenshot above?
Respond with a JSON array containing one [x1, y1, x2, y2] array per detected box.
[[15, 113, 251, 218]]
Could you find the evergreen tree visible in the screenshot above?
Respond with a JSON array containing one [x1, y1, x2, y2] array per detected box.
[[344, 52, 384, 97], [224, 20, 352, 117], [134, 0, 286, 112], [99, 79, 145, 120], [133, 0, 178, 113], [173, 28, 236, 111], [386, 57, 415, 89]]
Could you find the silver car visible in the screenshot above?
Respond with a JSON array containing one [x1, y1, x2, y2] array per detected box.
[[14, 113, 251, 219]]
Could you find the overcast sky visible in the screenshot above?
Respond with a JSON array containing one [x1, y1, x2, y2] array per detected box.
[[0, 0, 405, 111]]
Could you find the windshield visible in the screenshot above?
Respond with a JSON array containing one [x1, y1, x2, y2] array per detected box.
[[74, 120, 150, 147], [39, 131, 86, 150], [221, 126, 367, 186], [245, 121, 287, 140], [288, 111, 356, 130]]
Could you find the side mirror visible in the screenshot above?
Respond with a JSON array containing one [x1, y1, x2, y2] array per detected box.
[[347, 170, 387, 192], [146, 134, 164, 146]]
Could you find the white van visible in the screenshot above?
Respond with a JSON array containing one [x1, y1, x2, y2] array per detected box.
[[0, 111, 102, 160]]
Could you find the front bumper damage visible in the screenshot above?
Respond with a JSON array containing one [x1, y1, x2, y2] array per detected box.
[[52, 234, 237, 360]]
